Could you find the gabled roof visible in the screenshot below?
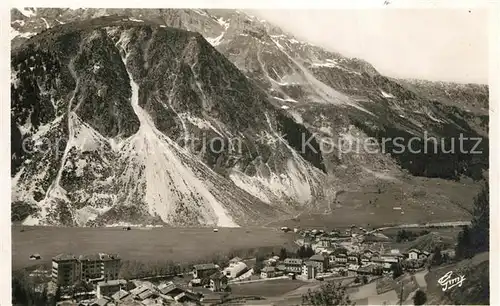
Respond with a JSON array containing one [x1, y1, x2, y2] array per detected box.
[[229, 256, 242, 263], [193, 263, 217, 270], [111, 289, 129, 301], [408, 249, 421, 253], [137, 289, 155, 300]]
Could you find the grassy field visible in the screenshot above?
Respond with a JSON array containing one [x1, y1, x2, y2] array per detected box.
[[269, 176, 478, 229], [12, 226, 296, 270], [231, 279, 306, 297]]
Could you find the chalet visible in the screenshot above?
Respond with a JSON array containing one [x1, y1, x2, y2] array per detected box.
[[317, 238, 332, 248], [193, 263, 218, 279], [301, 262, 317, 280], [309, 254, 328, 273], [174, 291, 201, 304], [110, 289, 129, 302], [335, 253, 348, 264], [408, 249, 420, 260], [347, 253, 359, 264], [96, 279, 127, 298], [260, 266, 277, 278], [284, 258, 303, 273], [158, 282, 184, 297], [420, 251, 431, 260], [209, 272, 228, 292]]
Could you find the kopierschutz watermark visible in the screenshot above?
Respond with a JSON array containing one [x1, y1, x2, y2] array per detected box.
[[19, 131, 483, 157], [301, 131, 483, 156]]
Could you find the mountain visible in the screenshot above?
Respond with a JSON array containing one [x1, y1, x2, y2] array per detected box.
[[10, 8, 489, 227]]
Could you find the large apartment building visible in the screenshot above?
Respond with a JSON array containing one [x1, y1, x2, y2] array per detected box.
[[52, 253, 120, 287]]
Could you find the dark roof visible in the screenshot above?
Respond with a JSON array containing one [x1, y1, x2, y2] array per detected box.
[[97, 279, 127, 287], [209, 271, 227, 280], [193, 263, 217, 270], [111, 289, 129, 301], [53, 253, 77, 261]]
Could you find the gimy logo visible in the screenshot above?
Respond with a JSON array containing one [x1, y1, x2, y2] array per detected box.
[[437, 271, 466, 292]]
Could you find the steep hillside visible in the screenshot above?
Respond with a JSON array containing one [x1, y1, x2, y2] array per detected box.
[[10, 8, 489, 226], [425, 252, 489, 305], [11, 16, 326, 226]]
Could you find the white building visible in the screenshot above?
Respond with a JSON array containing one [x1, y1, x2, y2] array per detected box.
[[223, 262, 247, 279]]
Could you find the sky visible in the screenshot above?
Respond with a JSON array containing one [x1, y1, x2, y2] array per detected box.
[[252, 9, 488, 84]]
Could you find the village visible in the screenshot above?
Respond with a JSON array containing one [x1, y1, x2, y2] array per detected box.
[[17, 223, 459, 306]]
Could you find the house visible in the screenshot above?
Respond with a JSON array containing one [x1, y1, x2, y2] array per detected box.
[[137, 289, 156, 301], [347, 264, 360, 276], [157, 281, 184, 297], [408, 249, 420, 260], [260, 266, 277, 278], [420, 251, 431, 260], [284, 258, 303, 273], [309, 254, 328, 273], [301, 262, 317, 280], [335, 253, 348, 264], [347, 253, 359, 264], [89, 297, 111, 306], [175, 291, 201, 304], [96, 279, 127, 298], [193, 263, 218, 279], [130, 285, 150, 297], [30, 253, 42, 260], [209, 271, 228, 292], [110, 289, 129, 302], [223, 262, 247, 279], [317, 239, 331, 248]]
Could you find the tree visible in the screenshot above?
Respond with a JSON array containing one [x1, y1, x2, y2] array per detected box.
[[279, 248, 288, 260], [456, 182, 489, 259], [432, 246, 442, 266], [413, 289, 427, 305], [254, 254, 265, 274], [302, 281, 354, 305], [362, 275, 369, 284], [471, 182, 489, 253], [391, 263, 403, 279]]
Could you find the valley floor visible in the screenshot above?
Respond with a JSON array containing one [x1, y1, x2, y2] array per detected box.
[[11, 226, 296, 270]]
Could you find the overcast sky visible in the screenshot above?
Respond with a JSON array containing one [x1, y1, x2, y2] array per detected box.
[[251, 9, 488, 84]]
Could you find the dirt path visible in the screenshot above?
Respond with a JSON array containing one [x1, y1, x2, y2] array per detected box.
[[414, 270, 429, 289]]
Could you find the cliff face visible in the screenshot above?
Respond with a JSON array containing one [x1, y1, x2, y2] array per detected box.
[[11, 9, 488, 227]]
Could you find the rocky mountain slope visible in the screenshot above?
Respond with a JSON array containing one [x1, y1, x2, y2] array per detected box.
[[11, 8, 489, 227]]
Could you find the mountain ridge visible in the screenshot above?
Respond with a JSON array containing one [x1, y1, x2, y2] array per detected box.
[[10, 8, 489, 227]]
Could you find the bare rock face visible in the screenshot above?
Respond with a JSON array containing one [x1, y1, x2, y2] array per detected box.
[[11, 9, 488, 227]]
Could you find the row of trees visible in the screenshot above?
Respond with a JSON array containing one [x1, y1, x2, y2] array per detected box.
[[395, 229, 430, 243]]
